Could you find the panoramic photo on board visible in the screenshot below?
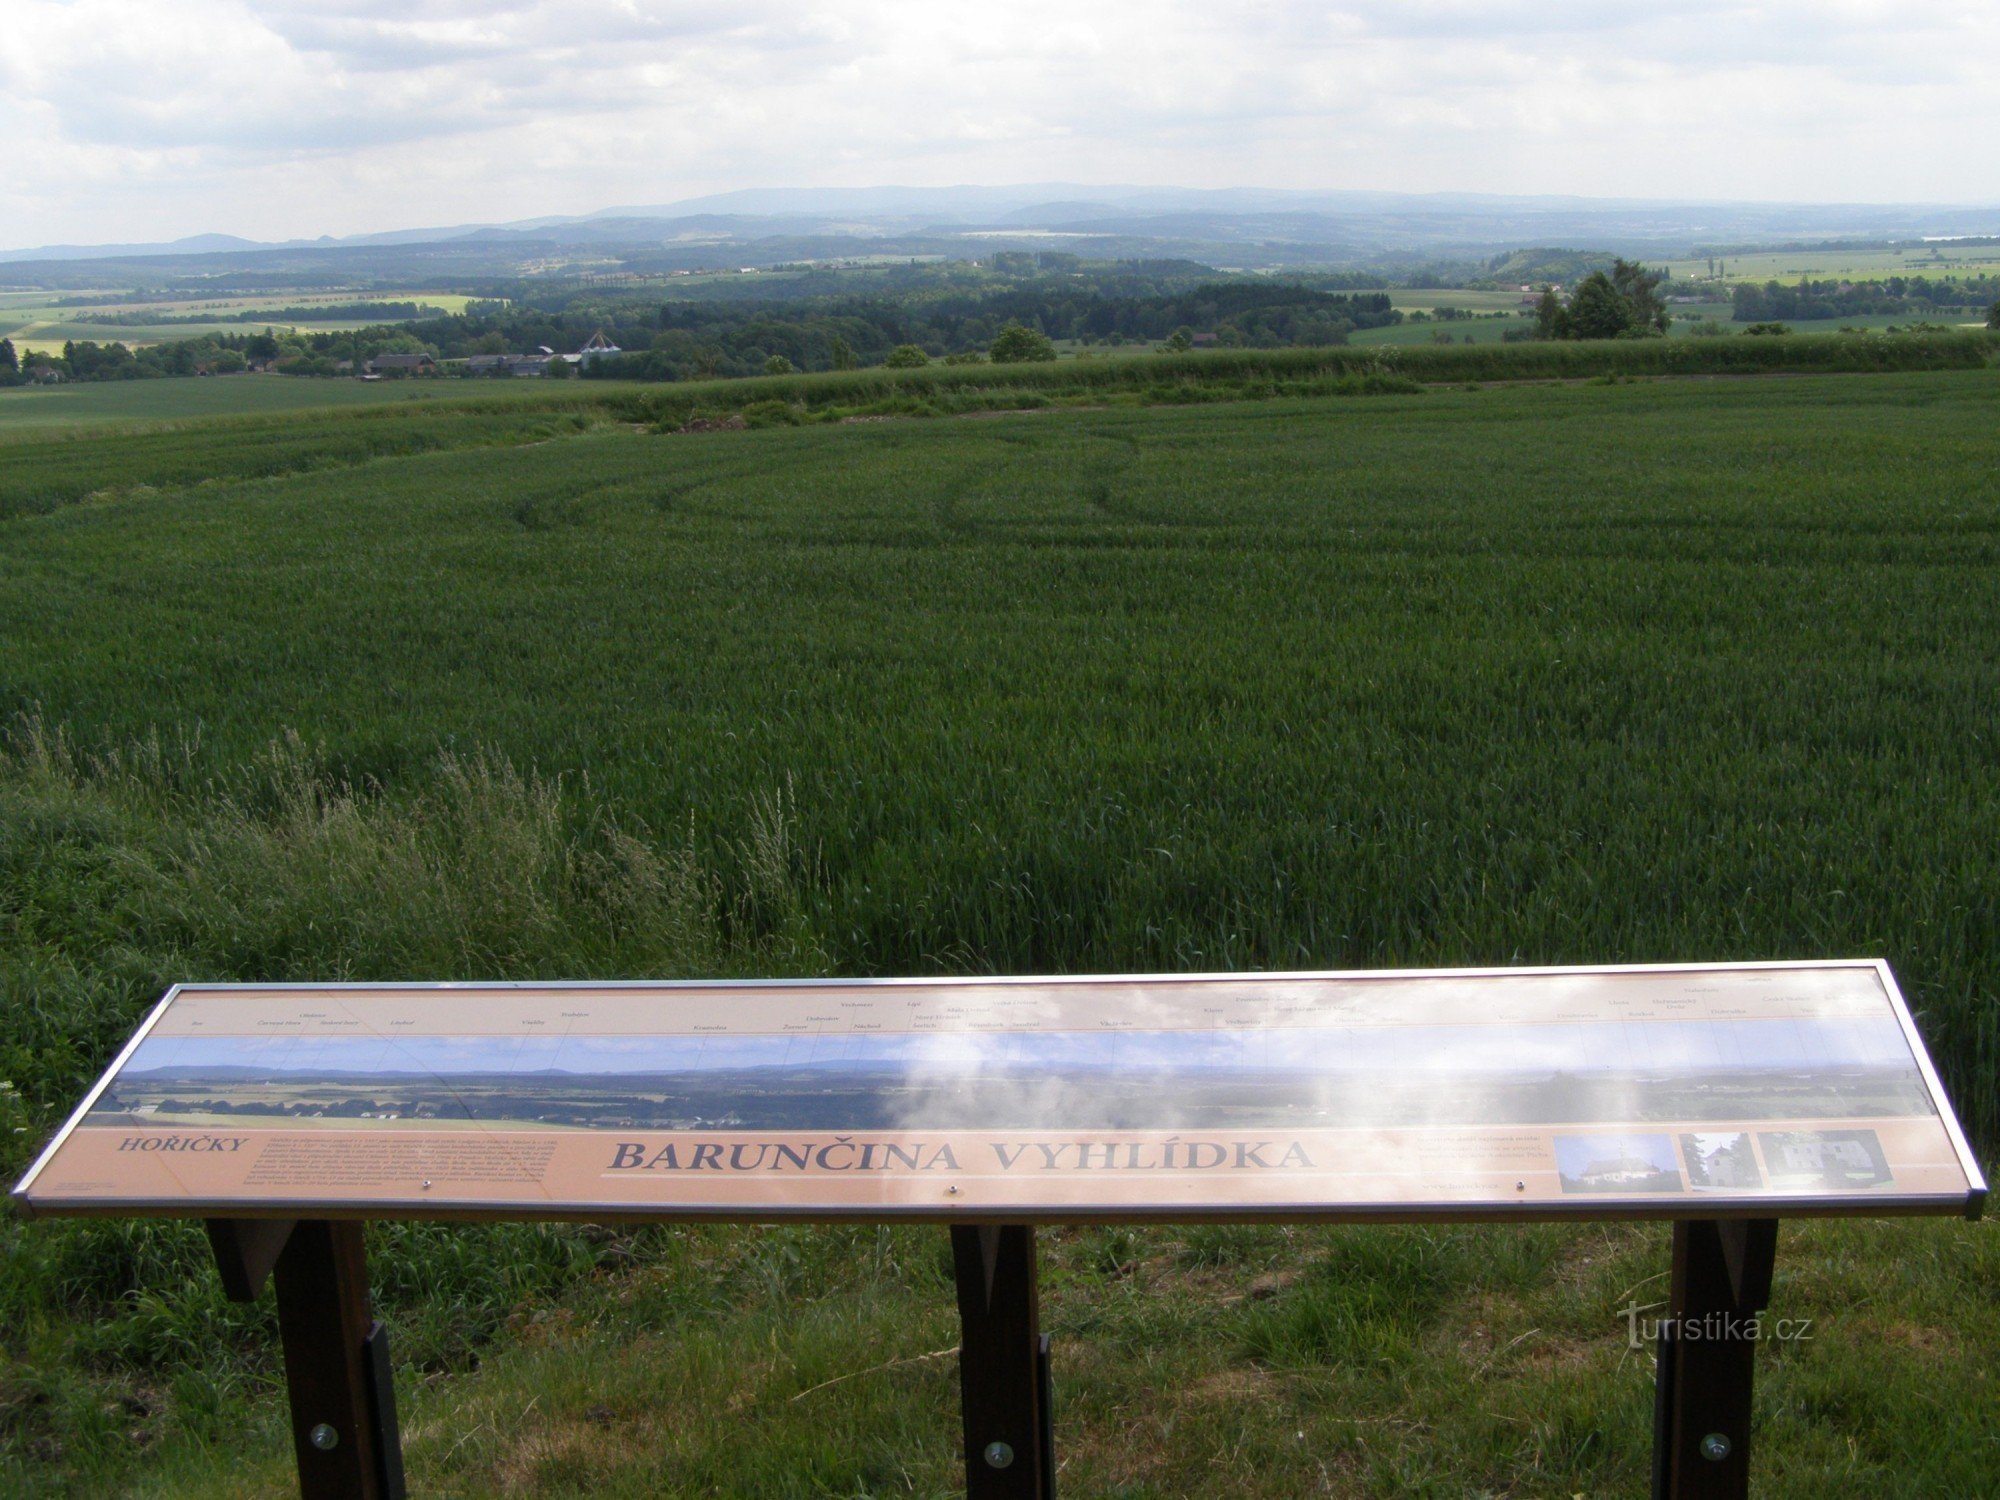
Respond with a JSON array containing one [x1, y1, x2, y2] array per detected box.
[[3, 3, 1997, 1496], [75, 983, 1943, 1136]]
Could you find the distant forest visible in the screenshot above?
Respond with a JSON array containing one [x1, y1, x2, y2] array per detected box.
[[1732, 274, 2000, 321], [11, 253, 1996, 387], [415, 273, 1406, 380], [6, 263, 1417, 384]]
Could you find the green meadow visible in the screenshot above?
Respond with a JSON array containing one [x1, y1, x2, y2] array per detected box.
[[1380, 289, 1533, 314], [0, 375, 572, 436], [2, 359, 1997, 1494], [1349, 304, 1991, 349], [1662, 243, 2000, 285], [1348, 317, 1526, 347]]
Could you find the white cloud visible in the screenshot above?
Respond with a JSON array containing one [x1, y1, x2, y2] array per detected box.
[[1, 0, 1996, 245]]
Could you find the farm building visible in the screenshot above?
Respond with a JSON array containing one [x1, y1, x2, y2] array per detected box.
[[464, 352, 564, 377], [577, 331, 622, 368]]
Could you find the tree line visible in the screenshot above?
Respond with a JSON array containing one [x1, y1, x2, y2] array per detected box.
[[403, 279, 1405, 382], [1732, 274, 2000, 322], [0, 275, 1407, 386], [0, 326, 436, 384]]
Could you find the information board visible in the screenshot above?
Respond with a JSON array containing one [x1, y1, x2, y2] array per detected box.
[[11, 962, 1985, 1222]]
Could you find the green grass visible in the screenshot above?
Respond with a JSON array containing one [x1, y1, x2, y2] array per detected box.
[[7, 330, 1993, 449], [3, 368, 1998, 1493], [0, 399, 627, 519], [5, 370, 1999, 1129], [1350, 318, 1526, 348], [1717, 313, 1991, 334], [0, 376, 596, 437], [1354, 308, 1995, 350]]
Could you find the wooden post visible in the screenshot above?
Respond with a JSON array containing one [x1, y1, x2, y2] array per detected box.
[[1653, 1219, 1777, 1500], [268, 1220, 406, 1500], [951, 1225, 1055, 1499]]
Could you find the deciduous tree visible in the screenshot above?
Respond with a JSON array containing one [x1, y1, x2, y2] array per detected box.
[[1563, 273, 1634, 340], [1537, 261, 1669, 341], [1610, 258, 1671, 334]]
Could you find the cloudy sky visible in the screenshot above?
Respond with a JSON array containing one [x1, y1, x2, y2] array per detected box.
[[4, 0, 1997, 246]]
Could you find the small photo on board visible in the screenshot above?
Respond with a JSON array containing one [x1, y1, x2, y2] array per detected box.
[[1554, 1133, 1683, 1194], [1757, 1129, 1893, 1191], [1681, 1132, 1763, 1190]]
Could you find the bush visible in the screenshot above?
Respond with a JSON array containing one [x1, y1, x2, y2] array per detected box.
[[989, 322, 1056, 364], [739, 399, 805, 428], [883, 344, 930, 368]]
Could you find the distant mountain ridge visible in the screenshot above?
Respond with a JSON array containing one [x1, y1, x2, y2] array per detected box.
[[9, 186, 2000, 265], [6, 188, 1999, 289]]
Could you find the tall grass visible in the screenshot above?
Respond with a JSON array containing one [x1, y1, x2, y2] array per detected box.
[[589, 328, 2000, 428], [1, 717, 821, 1130], [0, 717, 832, 1491], [0, 400, 611, 520], [7, 332, 1993, 521]]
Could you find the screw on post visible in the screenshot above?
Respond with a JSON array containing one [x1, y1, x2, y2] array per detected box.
[[983, 1441, 1015, 1469], [1699, 1432, 1732, 1462], [308, 1422, 340, 1451]]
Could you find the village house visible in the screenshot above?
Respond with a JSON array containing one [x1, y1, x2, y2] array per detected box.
[[364, 353, 437, 376]]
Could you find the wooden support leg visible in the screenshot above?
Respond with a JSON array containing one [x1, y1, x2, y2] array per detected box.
[[206, 1218, 297, 1303], [1653, 1219, 1777, 1500], [268, 1220, 406, 1500], [952, 1225, 1055, 1499]]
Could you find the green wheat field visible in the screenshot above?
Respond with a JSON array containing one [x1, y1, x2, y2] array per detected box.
[[2, 356, 1997, 1495]]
